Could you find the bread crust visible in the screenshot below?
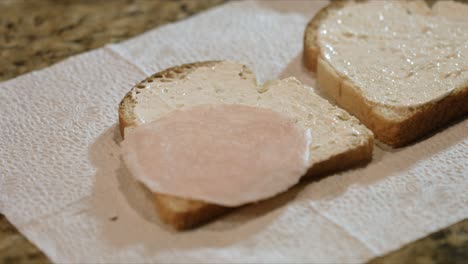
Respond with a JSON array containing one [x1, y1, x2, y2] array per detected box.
[[304, 0, 468, 147], [118, 61, 373, 230], [303, 0, 349, 71]]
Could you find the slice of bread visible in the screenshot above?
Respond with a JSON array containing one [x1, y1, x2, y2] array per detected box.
[[304, 0, 468, 147], [119, 61, 373, 230]]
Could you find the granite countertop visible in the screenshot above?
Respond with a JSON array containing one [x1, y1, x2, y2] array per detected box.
[[0, 0, 466, 263]]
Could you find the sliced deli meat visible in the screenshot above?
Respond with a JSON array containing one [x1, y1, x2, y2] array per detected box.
[[121, 104, 311, 207]]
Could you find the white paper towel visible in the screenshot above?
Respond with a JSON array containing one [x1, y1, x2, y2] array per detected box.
[[1, 1, 467, 263]]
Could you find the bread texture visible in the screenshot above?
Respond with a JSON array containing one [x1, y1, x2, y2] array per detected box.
[[304, 0, 468, 147], [119, 61, 373, 230]]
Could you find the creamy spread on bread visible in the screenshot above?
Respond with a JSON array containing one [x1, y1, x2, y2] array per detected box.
[[129, 61, 368, 167], [121, 104, 310, 206], [123, 61, 371, 206], [317, 1, 468, 107], [132, 62, 258, 124]]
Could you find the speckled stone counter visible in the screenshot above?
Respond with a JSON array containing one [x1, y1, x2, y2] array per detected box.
[[0, 0, 467, 263], [369, 219, 468, 264], [0, 0, 224, 81]]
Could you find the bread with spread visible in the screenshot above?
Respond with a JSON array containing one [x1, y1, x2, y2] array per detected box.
[[304, 0, 468, 147], [119, 61, 373, 230]]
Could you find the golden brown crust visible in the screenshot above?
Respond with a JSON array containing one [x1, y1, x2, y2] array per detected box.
[[305, 0, 468, 147], [118, 61, 373, 230], [390, 88, 468, 146], [305, 134, 374, 178], [154, 194, 230, 230]]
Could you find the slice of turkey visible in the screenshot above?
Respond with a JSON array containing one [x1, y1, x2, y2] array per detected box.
[[121, 104, 310, 207]]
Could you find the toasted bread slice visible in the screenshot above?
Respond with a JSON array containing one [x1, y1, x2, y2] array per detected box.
[[304, 0, 468, 147], [119, 61, 373, 230]]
